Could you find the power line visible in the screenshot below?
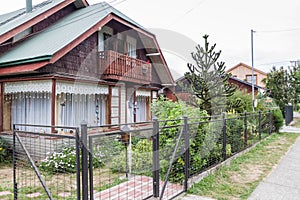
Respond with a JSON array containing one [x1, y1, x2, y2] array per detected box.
[[168, 0, 207, 27], [256, 27, 300, 34], [256, 60, 296, 67]]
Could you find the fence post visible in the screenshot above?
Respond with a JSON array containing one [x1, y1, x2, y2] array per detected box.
[[268, 110, 272, 135], [222, 112, 227, 161], [81, 122, 88, 200], [152, 117, 160, 197], [244, 111, 248, 147], [183, 115, 190, 192], [75, 128, 81, 200], [13, 124, 17, 200], [258, 110, 261, 140], [89, 137, 94, 200]]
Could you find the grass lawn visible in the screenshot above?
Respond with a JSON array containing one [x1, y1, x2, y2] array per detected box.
[[187, 132, 300, 200]]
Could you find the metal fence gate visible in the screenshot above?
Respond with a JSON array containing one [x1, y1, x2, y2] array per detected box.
[[13, 124, 80, 199]]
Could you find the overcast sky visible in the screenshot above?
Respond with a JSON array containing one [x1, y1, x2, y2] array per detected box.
[[1, 0, 300, 80]]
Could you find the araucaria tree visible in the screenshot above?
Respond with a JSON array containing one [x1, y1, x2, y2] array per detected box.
[[185, 35, 236, 115]]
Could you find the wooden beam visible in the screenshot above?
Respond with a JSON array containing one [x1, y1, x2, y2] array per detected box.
[[0, 83, 3, 132], [107, 86, 112, 125], [133, 89, 136, 123], [51, 79, 56, 133]]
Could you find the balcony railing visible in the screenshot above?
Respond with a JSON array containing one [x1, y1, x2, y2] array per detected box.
[[98, 51, 152, 84]]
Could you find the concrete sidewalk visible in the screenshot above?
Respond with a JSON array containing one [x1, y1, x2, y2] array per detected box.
[[249, 131, 300, 200]]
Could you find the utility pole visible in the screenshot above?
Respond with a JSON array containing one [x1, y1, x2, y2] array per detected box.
[[251, 29, 255, 112]]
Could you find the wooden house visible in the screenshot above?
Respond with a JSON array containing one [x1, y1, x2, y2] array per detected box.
[[226, 63, 267, 88], [175, 76, 264, 103], [0, 0, 174, 132]]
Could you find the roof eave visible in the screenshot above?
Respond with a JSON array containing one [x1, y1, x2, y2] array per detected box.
[[0, 55, 52, 67]]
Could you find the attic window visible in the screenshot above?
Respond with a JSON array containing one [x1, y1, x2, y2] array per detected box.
[[13, 27, 32, 43]]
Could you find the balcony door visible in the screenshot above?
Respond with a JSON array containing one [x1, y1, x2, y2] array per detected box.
[[126, 36, 136, 58]]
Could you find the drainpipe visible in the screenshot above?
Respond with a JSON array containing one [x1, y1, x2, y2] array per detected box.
[[26, 0, 32, 13]]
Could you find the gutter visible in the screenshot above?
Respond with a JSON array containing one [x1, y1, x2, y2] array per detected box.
[[0, 55, 52, 67]]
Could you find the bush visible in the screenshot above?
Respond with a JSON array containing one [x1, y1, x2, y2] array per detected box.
[[0, 137, 10, 164], [110, 139, 152, 176], [39, 146, 104, 174], [226, 116, 244, 153], [272, 109, 284, 132], [227, 90, 252, 113], [152, 98, 211, 182]]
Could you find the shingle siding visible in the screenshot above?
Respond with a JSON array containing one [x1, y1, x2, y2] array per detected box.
[[38, 32, 98, 77]]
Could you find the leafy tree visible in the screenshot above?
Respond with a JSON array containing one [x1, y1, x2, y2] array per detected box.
[[263, 66, 292, 115], [185, 35, 236, 115], [288, 64, 300, 109]]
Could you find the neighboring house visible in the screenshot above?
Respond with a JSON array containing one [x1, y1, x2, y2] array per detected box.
[[175, 76, 264, 103], [228, 76, 266, 94], [226, 63, 267, 88], [0, 0, 174, 132]]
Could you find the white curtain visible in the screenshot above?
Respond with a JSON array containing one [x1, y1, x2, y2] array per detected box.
[[58, 93, 107, 127], [11, 92, 51, 132], [136, 96, 147, 122]]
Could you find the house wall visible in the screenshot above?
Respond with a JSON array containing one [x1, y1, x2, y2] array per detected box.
[[120, 83, 126, 124], [0, 5, 76, 56], [228, 78, 258, 94], [228, 66, 266, 88], [39, 32, 98, 77]]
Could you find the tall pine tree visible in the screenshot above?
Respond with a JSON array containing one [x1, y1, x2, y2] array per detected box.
[[185, 35, 236, 115]]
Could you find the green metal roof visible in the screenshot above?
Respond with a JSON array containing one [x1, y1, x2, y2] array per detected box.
[[0, 1, 150, 67], [0, 0, 66, 36]]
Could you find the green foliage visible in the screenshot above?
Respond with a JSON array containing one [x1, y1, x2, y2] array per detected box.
[[226, 116, 244, 153], [152, 98, 214, 181], [185, 34, 236, 115], [227, 90, 253, 113], [110, 139, 152, 176], [272, 109, 284, 132], [262, 66, 299, 115], [0, 137, 9, 163], [288, 64, 300, 108], [39, 146, 104, 174]]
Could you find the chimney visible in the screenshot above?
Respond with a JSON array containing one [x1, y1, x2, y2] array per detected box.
[[26, 0, 32, 13]]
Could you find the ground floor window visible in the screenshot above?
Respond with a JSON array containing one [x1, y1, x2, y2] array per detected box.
[[136, 96, 148, 122], [57, 93, 107, 127], [9, 92, 51, 131]]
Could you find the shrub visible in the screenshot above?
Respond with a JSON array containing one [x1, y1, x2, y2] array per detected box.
[[226, 116, 244, 153], [39, 146, 104, 174], [227, 90, 253, 113], [152, 98, 211, 182], [272, 109, 284, 132], [0, 137, 10, 164], [110, 139, 152, 176]]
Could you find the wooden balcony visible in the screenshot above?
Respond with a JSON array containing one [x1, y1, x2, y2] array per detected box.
[[98, 51, 152, 84]]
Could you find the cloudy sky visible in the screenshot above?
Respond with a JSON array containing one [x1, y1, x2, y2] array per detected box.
[[1, 0, 300, 79]]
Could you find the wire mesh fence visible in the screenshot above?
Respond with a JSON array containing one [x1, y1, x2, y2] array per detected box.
[[9, 110, 274, 200], [158, 118, 185, 199], [13, 124, 80, 200], [87, 122, 154, 200]]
